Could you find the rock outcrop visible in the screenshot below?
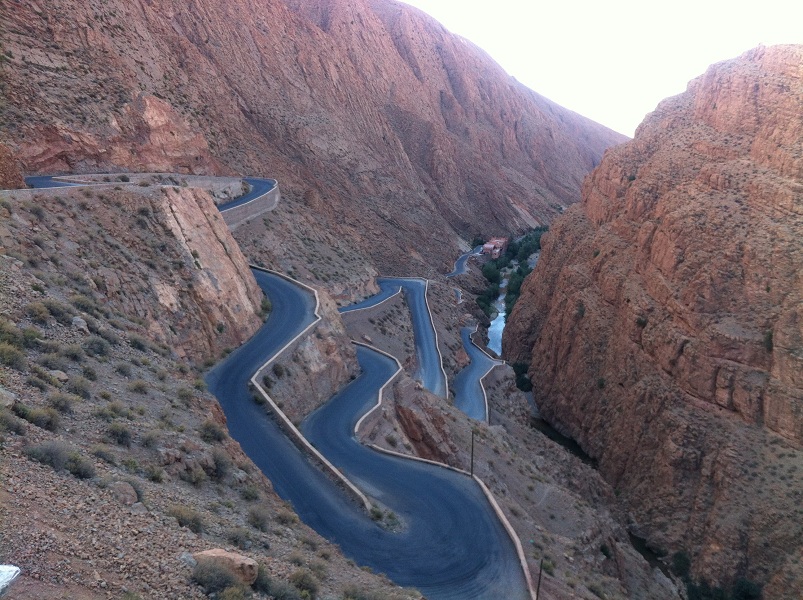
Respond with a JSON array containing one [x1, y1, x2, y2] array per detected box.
[[504, 45, 803, 594], [0, 184, 263, 361], [0, 0, 625, 274], [0, 143, 24, 189]]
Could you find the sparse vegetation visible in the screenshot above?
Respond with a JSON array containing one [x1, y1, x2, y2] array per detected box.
[[25, 441, 95, 479], [168, 504, 205, 533]]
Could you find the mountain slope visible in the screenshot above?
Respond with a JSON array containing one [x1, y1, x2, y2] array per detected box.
[[504, 45, 803, 596], [0, 0, 625, 275]]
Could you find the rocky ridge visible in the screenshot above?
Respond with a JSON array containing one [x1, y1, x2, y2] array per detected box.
[[0, 0, 625, 278], [504, 45, 803, 595]]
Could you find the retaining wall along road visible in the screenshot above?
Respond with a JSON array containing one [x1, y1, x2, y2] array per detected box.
[[221, 183, 280, 229]]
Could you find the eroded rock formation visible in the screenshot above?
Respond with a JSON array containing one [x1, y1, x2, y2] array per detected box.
[[504, 45, 803, 594]]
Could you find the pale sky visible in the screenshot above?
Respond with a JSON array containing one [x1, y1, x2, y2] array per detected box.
[[400, 0, 803, 136]]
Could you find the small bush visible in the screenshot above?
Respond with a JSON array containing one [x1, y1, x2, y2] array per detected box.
[[0, 408, 26, 435], [129, 334, 149, 352], [91, 445, 117, 464], [200, 420, 226, 443], [26, 302, 50, 324], [38, 352, 67, 371], [26, 440, 70, 471], [275, 508, 298, 526], [23, 407, 60, 431], [68, 376, 92, 399], [227, 527, 252, 550], [115, 362, 132, 377], [168, 504, 204, 533], [289, 569, 319, 597], [26, 441, 95, 479], [210, 448, 232, 481], [127, 379, 148, 394], [62, 344, 85, 362], [240, 485, 260, 501], [48, 392, 77, 414], [763, 330, 773, 352], [145, 465, 165, 483], [83, 336, 110, 357], [107, 422, 132, 446], [82, 366, 98, 381], [42, 299, 75, 324], [248, 505, 271, 531], [0, 342, 26, 370], [636, 316, 648, 328], [192, 560, 238, 594]]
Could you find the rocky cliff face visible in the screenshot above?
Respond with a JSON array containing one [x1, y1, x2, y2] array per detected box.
[[504, 45, 803, 594], [0, 183, 263, 361], [0, 143, 24, 189], [0, 0, 624, 274]]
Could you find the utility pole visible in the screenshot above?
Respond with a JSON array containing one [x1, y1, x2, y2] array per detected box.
[[535, 558, 543, 600]]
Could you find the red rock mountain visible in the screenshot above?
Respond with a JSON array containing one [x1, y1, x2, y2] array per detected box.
[[0, 0, 624, 273], [504, 45, 803, 595]]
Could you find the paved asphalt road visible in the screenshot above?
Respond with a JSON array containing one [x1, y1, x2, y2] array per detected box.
[[446, 246, 482, 277], [24, 176, 80, 188], [452, 327, 503, 421], [340, 278, 447, 398], [208, 272, 528, 599], [217, 177, 277, 210]]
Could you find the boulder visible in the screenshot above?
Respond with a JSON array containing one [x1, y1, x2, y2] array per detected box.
[[192, 549, 257, 585], [71, 316, 90, 333], [109, 481, 138, 506]]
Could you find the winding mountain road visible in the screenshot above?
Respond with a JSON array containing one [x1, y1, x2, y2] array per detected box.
[[25, 174, 529, 598], [341, 278, 447, 398], [216, 177, 277, 210], [446, 246, 482, 277], [453, 327, 504, 421], [207, 271, 528, 599]]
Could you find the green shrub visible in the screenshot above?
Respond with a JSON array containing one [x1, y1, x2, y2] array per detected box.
[[732, 578, 762, 600], [192, 560, 238, 594], [127, 379, 148, 394], [0, 342, 26, 370], [227, 527, 252, 550], [26, 440, 70, 471], [83, 336, 110, 356], [289, 569, 319, 597], [0, 321, 18, 346], [209, 448, 231, 481], [26, 441, 95, 479], [168, 504, 204, 533], [200, 420, 226, 443], [68, 376, 92, 399], [18, 406, 60, 431], [248, 505, 271, 531], [145, 465, 165, 483], [240, 485, 260, 502], [38, 352, 67, 371], [129, 334, 149, 352], [48, 392, 77, 414], [0, 408, 26, 435], [107, 422, 132, 446], [42, 299, 75, 324], [62, 344, 85, 362], [91, 445, 117, 465], [252, 564, 274, 593], [26, 302, 50, 324], [763, 330, 773, 352]]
